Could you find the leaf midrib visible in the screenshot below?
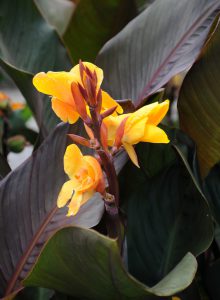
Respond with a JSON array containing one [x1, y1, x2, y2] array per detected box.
[[4, 206, 58, 296], [137, 1, 220, 106]]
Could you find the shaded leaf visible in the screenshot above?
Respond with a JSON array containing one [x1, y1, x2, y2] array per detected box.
[[0, 0, 72, 135], [119, 130, 213, 286], [204, 163, 220, 226], [0, 60, 59, 137], [35, 0, 75, 36], [97, 0, 220, 106], [63, 0, 136, 64], [24, 227, 197, 299], [205, 258, 220, 299], [15, 287, 53, 300], [0, 154, 11, 179], [0, 122, 104, 297], [0, 0, 71, 74], [178, 21, 220, 177]]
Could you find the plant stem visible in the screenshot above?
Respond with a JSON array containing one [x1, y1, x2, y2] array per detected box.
[[89, 106, 123, 245]]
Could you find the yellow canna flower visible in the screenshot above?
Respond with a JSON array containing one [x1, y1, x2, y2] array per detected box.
[[33, 62, 122, 124], [57, 144, 105, 216], [104, 100, 170, 167]]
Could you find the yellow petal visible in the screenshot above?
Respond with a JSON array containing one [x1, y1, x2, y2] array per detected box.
[[57, 180, 74, 208], [51, 97, 79, 124], [147, 100, 170, 125], [67, 191, 82, 216], [33, 71, 75, 105], [64, 144, 85, 178], [141, 124, 169, 143], [123, 143, 140, 168], [67, 190, 94, 216], [70, 62, 103, 88], [102, 91, 123, 115], [123, 116, 147, 144], [104, 114, 129, 146], [84, 156, 103, 189]]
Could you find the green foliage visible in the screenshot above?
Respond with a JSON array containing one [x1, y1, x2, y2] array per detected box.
[[63, 0, 137, 64], [97, 0, 220, 104], [0, 0, 220, 299], [24, 227, 197, 299], [120, 131, 213, 286], [178, 18, 220, 177], [0, 123, 104, 296]]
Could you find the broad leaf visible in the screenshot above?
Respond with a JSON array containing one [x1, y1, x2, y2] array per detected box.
[[96, 0, 220, 106], [0, 122, 104, 298], [0, 0, 71, 73], [0, 0, 72, 135], [24, 227, 197, 299], [119, 131, 213, 286], [204, 163, 220, 226], [0, 60, 59, 136], [205, 258, 220, 299], [35, 0, 75, 36], [178, 21, 220, 177], [63, 0, 136, 64]]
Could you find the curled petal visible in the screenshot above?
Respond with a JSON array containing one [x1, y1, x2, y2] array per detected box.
[[147, 100, 170, 125], [67, 190, 94, 216], [52, 97, 79, 124], [33, 71, 75, 105], [83, 156, 104, 190], [123, 143, 140, 168], [123, 116, 147, 145], [141, 124, 169, 143], [64, 144, 84, 178], [57, 180, 74, 208], [102, 91, 123, 115]]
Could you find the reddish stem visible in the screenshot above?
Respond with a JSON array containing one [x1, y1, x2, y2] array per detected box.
[[88, 106, 123, 244]]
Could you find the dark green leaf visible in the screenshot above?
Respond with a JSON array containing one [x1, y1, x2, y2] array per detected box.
[[204, 163, 220, 226], [119, 131, 213, 286], [205, 258, 220, 299], [0, 0, 72, 135], [178, 21, 220, 177], [15, 287, 53, 300], [24, 227, 197, 299], [0, 122, 104, 297], [0, 0, 71, 73], [63, 0, 136, 64], [0, 153, 11, 179], [97, 0, 220, 105]]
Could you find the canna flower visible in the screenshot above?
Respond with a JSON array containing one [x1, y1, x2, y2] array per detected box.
[[33, 62, 122, 124], [57, 144, 105, 216], [104, 100, 170, 167]]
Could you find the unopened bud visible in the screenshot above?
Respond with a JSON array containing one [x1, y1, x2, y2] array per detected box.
[[68, 134, 90, 148], [101, 106, 117, 119], [7, 135, 26, 153], [71, 82, 88, 121], [114, 116, 129, 148]]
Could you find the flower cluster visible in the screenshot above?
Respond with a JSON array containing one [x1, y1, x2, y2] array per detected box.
[[33, 61, 169, 216]]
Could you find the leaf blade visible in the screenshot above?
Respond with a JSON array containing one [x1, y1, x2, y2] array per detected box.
[[96, 0, 220, 105]]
